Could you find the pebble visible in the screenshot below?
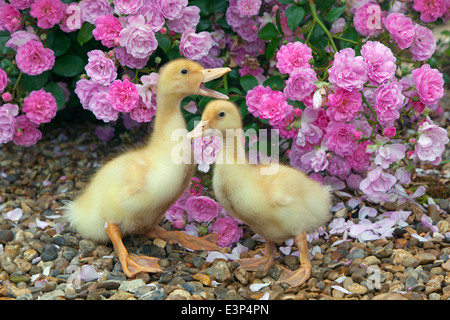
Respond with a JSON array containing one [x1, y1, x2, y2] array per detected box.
[[118, 279, 146, 293], [41, 244, 59, 262], [204, 261, 232, 283], [417, 252, 436, 265]]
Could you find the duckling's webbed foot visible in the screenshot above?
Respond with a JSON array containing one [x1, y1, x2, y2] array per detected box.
[[277, 232, 311, 287], [236, 240, 276, 271], [146, 227, 221, 251], [105, 223, 162, 278]]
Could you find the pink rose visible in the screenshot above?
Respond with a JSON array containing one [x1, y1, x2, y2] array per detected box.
[[119, 15, 158, 60], [108, 78, 139, 113], [328, 48, 367, 92], [258, 89, 292, 127], [113, 0, 143, 15], [23, 89, 57, 125], [9, 0, 33, 10], [12, 115, 42, 147], [346, 140, 372, 172], [283, 67, 318, 102], [113, 47, 149, 70], [16, 40, 55, 76], [129, 98, 156, 123], [330, 17, 346, 34], [93, 15, 122, 48], [0, 4, 23, 33], [353, 2, 383, 37], [413, 0, 446, 22], [137, 1, 165, 32], [410, 25, 436, 61], [237, 0, 261, 17], [5, 30, 39, 51], [324, 122, 359, 157], [165, 203, 185, 224], [295, 107, 323, 147], [185, 196, 221, 223], [245, 85, 273, 118], [179, 28, 213, 61], [382, 127, 396, 138], [360, 166, 397, 202], [326, 156, 351, 180], [289, 142, 314, 173], [412, 64, 444, 105], [383, 13, 414, 50], [167, 6, 200, 33], [85, 50, 117, 85], [0, 68, 7, 94], [369, 135, 406, 169], [373, 81, 405, 126], [210, 216, 243, 248], [88, 86, 119, 123], [30, 0, 64, 29], [276, 42, 313, 75], [0, 104, 18, 144], [361, 41, 396, 85], [192, 136, 221, 173], [301, 148, 328, 173], [154, 0, 187, 20], [325, 87, 362, 122], [74, 79, 102, 110], [79, 0, 114, 24], [411, 119, 449, 165]]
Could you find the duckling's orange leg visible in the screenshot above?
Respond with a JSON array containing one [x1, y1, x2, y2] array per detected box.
[[277, 232, 311, 287], [235, 240, 277, 271], [146, 226, 221, 251], [105, 223, 162, 278]]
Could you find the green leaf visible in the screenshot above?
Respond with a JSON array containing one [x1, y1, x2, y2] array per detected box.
[[50, 34, 71, 57], [240, 75, 258, 92], [44, 82, 65, 110], [285, 6, 305, 33], [77, 22, 95, 46], [156, 33, 171, 53], [53, 55, 85, 77], [23, 71, 50, 92], [326, 7, 346, 22], [265, 36, 282, 60], [263, 76, 284, 90], [258, 22, 279, 41], [277, 0, 294, 3]]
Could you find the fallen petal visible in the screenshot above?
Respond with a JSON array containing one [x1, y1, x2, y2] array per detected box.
[[249, 283, 270, 292]]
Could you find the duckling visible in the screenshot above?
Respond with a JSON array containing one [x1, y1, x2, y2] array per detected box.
[[187, 100, 331, 287], [64, 59, 231, 278]]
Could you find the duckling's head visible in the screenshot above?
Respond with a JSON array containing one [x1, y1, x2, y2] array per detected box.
[[158, 59, 231, 99], [187, 100, 243, 139]]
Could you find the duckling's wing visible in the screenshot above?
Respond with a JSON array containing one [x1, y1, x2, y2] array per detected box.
[[120, 156, 150, 199], [265, 170, 295, 207]]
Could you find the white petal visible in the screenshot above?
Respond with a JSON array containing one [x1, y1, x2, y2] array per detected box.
[[249, 283, 270, 292]]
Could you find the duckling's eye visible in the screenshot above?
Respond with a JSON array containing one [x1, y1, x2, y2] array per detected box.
[[181, 69, 188, 75], [218, 111, 226, 118]]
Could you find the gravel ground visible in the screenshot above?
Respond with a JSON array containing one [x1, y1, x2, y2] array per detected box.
[[0, 107, 449, 301]]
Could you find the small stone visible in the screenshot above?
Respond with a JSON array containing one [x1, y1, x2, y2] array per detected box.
[[233, 268, 249, 285], [79, 239, 96, 254], [429, 293, 441, 300], [335, 207, 348, 218], [402, 256, 420, 268], [362, 256, 381, 266], [153, 238, 166, 248], [167, 289, 191, 300], [347, 248, 366, 260], [16, 293, 33, 300], [426, 204, 440, 223], [38, 289, 65, 300], [372, 293, 407, 300], [425, 279, 442, 295], [442, 260, 450, 272], [118, 279, 145, 293], [348, 283, 368, 295], [193, 273, 211, 286], [41, 244, 58, 262], [0, 229, 13, 242], [108, 291, 135, 300], [9, 274, 31, 284], [204, 261, 232, 283], [98, 280, 122, 291], [417, 252, 436, 265], [383, 201, 397, 211], [405, 275, 419, 291]]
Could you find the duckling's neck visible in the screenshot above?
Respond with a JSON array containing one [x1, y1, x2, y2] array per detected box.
[[151, 92, 185, 141], [216, 129, 248, 166]]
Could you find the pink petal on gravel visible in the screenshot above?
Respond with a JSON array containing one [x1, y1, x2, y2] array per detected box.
[[80, 265, 101, 281], [206, 251, 228, 263], [3, 208, 23, 222]]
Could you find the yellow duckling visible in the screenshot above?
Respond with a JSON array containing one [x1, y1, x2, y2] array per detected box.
[[187, 100, 331, 287], [64, 59, 230, 278]]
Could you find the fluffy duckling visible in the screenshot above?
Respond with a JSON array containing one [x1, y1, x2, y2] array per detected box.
[[187, 100, 331, 287], [64, 59, 230, 277]]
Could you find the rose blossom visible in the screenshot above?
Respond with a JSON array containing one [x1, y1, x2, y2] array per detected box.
[[137, 1, 165, 32], [74, 79, 102, 110], [361, 41, 396, 85], [16, 40, 55, 76], [210, 216, 243, 247], [130, 97, 156, 123], [326, 156, 351, 180], [22, 89, 57, 125], [324, 122, 359, 157], [30, 0, 64, 29], [0, 104, 18, 144], [165, 203, 185, 224], [167, 6, 201, 33], [114, 0, 143, 15], [411, 119, 449, 165], [10, 0, 33, 10], [5, 29, 39, 51], [12, 115, 42, 147], [179, 29, 213, 60], [382, 127, 396, 138], [301, 148, 328, 173], [0, 4, 23, 33], [154, 0, 188, 20], [59, 2, 83, 32], [193, 136, 221, 173], [108, 78, 139, 113], [353, 2, 383, 37], [373, 81, 405, 126], [296, 107, 323, 147], [85, 50, 117, 85], [289, 142, 314, 173], [113, 47, 149, 70], [383, 13, 414, 50], [283, 67, 318, 102], [346, 140, 372, 172], [245, 85, 273, 118], [185, 196, 221, 223], [328, 48, 367, 92], [93, 15, 122, 48], [326, 87, 362, 122], [412, 64, 444, 105], [360, 166, 397, 202], [413, 0, 446, 22], [119, 15, 158, 60], [79, 0, 114, 24], [88, 86, 119, 123], [276, 42, 313, 75], [237, 0, 261, 17], [0, 68, 7, 94], [258, 89, 292, 127], [368, 135, 406, 169], [410, 25, 436, 61]]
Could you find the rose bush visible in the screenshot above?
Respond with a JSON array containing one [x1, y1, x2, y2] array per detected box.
[[0, 0, 448, 247]]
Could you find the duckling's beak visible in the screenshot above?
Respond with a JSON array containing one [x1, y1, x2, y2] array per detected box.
[[199, 67, 231, 100], [186, 120, 212, 139]]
